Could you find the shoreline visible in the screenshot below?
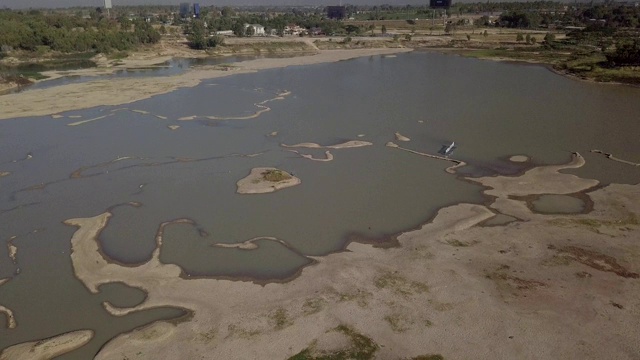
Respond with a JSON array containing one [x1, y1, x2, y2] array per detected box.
[[0, 47, 411, 120], [3, 154, 636, 359]]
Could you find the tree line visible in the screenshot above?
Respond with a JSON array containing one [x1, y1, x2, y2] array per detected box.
[[0, 10, 160, 54]]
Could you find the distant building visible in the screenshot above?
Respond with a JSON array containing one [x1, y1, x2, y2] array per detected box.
[[284, 25, 306, 36], [430, 0, 452, 9], [179, 2, 191, 18], [104, 0, 112, 9], [326, 6, 346, 20], [194, 3, 201, 18], [245, 24, 265, 36]]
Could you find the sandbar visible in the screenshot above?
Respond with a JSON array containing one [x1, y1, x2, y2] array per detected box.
[[509, 155, 529, 162], [286, 150, 334, 162], [394, 132, 411, 142], [281, 140, 373, 149], [0, 330, 93, 360], [236, 167, 301, 194]]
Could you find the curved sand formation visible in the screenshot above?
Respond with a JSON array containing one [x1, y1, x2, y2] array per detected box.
[[0, 278, 15, 330], [286, 150, 334, 162], [8, 244, 17, 263], [67, 114, 114, 126], [509, 155, 529, 162], [236, 167, 301, 194], [386, 142, 467, 174], [0, 304, 16, 329], [394, 132, 410, 142], [178, 90, 291, 122], [281, 140, 373, 149], [56, 154, 640, 360], [212, 237, 288, 250], [0, 330, 93, 360], [591, 149, 640, 167], [469, 152, 598, 198]]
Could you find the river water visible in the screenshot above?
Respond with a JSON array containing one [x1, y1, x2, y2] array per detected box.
[[1, 51, 639, 358]]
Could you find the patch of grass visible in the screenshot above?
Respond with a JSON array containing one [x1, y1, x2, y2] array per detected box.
[[384, 313, 413, 333], [557, 246, 639, 278], [408, 355, 445, 360], [270, 307, 291, 330], [541, 255, 572, 266], [447, 239, 473, 247], [337, 289, 371, 308], [549, 213, 639, 234], [288, 325, 379, 360], [302, 297, 325, 315], [374, 271, 429, 297], [196, 328, 216, 343], [262, 169, 292, 182], [226, 324, 261, 339], [106, 51, 129, 60]]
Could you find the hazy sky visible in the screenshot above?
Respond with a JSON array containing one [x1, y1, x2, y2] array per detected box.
[[1, 0, 439, 9]]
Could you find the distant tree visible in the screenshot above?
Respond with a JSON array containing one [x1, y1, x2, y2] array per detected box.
[[544, 32, 555, 43], [118, 16, 132, 31], [221, 7, 235, 17], [207, 35, 224, 48], [525, 33, 531, 44], [483, 30, 488, 38], [245, 25, 255, 37], [516, 33, 524, 42], [404, 34, 412, 41], [159, 25, 167, 35], [444, 23, 453, 34], [530, 36, 537, 44], [475, 15, 490, 27], [466, 34, 471, 41], [232, 21, 245, 37], [381, 25, 387, 35], [188, 20, 207, 49], [345, 24, 360, 35], [607, 39, 640, 66]]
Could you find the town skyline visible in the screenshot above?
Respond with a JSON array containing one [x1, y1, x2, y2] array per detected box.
[[2, 0, 542, 10]]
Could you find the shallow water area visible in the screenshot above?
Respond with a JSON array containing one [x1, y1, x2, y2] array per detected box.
[[1, 50, 640, 359]]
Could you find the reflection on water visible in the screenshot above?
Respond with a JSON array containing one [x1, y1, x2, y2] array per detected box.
[[1, 51, 639, 358]]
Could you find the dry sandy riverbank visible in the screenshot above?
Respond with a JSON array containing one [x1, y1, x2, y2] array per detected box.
[[0, 47, 410, 120], [3, 154, 637, 359]]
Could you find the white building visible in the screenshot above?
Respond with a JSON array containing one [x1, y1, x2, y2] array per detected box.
[[245, 24, 265, 36]]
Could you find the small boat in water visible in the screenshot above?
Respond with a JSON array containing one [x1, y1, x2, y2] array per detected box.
[[438, 142, 456, 156]]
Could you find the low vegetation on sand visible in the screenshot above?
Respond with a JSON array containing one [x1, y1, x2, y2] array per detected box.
[[261, 169, 292, 182]]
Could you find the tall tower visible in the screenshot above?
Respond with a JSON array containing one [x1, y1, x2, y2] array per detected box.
[[104, 0, 112, 18]]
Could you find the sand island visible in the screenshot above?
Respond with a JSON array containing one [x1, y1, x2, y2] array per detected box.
[[237, 168, 301, 194]]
